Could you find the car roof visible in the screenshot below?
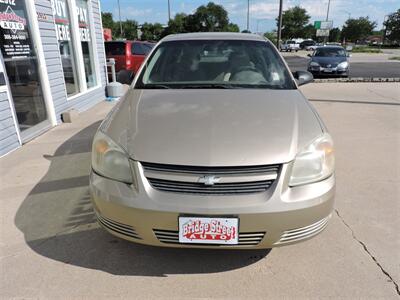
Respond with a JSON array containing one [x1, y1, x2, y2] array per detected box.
[[162, 32, 266, 42], [105, 40, 153, 44], [316, 45, 344, 49]]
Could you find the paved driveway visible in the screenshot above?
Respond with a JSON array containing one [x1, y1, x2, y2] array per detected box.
[[1, 83, 399, 298]]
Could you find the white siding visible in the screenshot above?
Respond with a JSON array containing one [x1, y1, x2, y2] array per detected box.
[[0, 92, 20, 156]]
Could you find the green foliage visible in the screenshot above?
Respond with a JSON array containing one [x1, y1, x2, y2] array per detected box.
[[101, 12, 114, 30], [384, 9, 400, 43], [277, 6, 310, 39], [101, 2, 240, 41], [193, 2, 229, 32], [140, 23, 164, 41], [123, 20, 139, 40], [341, 17, 377, 42], [329, 28, 341, 42]]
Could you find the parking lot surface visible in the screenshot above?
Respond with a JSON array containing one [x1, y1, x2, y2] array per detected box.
[[284, 52, 400, 78], [0, 83, 399, 298]]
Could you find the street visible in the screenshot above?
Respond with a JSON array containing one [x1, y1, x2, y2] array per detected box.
[[284, 52, 400, 78], [1, 82, 399, 298]]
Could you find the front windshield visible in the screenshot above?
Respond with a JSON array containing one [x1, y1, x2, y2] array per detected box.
[[314, 47, 346, 57], [135, 40, 295, 89]]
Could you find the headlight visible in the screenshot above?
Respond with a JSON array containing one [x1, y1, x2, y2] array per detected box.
[[92, 131, 133, 183], [337, 61, 348, 69], [309, 61, 320, 67], [289, 133, 335, 187]]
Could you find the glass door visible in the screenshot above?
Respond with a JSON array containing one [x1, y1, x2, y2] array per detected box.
[[0, 0, 48, 136]]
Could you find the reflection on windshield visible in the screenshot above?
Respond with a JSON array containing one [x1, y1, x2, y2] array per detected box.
[[135, 40, 295, 90], [315, 48, 346, 57]]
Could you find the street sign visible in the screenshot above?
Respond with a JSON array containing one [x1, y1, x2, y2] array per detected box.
[[316, 29, 330, 37], [314, 21, 333, 30]]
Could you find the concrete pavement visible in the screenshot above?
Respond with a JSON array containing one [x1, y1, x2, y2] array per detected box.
[[0, 83, 399, 298]]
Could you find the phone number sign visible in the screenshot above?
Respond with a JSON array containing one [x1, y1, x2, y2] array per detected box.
[[0, 0, 32, 59]]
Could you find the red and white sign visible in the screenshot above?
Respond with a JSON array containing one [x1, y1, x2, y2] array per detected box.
[[179, 217, 239, 244]]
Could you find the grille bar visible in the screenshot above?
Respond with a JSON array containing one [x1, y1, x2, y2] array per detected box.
[[274, 215, 331, 245], [153, 229, 265, 246], [97, 213, 141, 240]]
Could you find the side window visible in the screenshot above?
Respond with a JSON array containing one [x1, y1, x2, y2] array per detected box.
[[132, 43, 145, 55]]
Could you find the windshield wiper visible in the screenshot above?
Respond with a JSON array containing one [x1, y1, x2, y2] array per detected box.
[[179, 84, 239, 89], [141, 84, 171, 89]]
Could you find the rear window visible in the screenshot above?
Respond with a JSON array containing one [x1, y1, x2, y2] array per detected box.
[[105, 42, 126, 55], [132, 43, 146, 55]]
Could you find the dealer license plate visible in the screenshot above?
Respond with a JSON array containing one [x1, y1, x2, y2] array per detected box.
[[179, 217, 239, 244]]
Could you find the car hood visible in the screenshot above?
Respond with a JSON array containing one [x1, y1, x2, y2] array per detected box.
[[101, 89, 323, 166], [311, 56, 347, 65]]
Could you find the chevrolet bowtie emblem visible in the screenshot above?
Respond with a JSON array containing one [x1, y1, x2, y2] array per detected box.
[[198, 175, 221, 186]]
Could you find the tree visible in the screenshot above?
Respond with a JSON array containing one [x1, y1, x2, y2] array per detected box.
[[101, 12, 114, 30], [302, 24, 315, 39], [165, 13, 187, 34], [140, 23, 164, 41], [191, 2, 230, 32], [123, 20, 139, 40], [277, 6, 310, 39], [384, 9, 400, 44], [264, 31, 277, 41], [226, 23, 240, 32], [341, 17, 377, 42], [329, 27, 341, 42]]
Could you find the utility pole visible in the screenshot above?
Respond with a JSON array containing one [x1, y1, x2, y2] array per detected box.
[[277, 0, 283, 49], [168, 0, 171, 21], [326, 0, 331, 21], [117, 0, 123, 37], [324, 0, 331, 43], [247, 0, 250, 32]]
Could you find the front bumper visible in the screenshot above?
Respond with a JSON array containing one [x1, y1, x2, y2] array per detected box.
[[308, 66, 349, 77], [90, 163, 335, 249]]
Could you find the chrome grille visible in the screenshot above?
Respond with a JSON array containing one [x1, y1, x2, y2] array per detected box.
[[153, 229, 265, 246], [273, 215, 331, 245], [141, 162, 280, 195], [96, 213, 141, 240]]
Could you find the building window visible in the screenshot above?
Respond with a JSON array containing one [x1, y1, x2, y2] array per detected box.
[[75, 0, 97, 88], [51, 0, 79, 96]]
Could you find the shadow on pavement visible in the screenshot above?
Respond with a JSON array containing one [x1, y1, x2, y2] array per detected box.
[[14, 121, 270, 276]]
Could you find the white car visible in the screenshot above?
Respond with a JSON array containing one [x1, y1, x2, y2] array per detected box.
[[280, 40, 300, 52]]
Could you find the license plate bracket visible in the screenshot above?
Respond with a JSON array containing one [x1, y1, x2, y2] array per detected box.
[[178, 216, 239, 244]]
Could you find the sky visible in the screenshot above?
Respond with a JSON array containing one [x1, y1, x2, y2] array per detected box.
[[100, 0, 399, 33]]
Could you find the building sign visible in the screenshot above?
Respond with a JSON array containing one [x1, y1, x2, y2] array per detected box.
[[0, 0, 32, 59], [316, 29, 330, 37], [51, 0, 71, 41], [76, 0, 90, 42], [314, 21, 333, 30]]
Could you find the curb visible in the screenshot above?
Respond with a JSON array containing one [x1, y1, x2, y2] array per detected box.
[[314, 77, 400, 83]]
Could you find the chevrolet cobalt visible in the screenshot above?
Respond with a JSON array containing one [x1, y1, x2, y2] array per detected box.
[[90, 33, 335, 249]]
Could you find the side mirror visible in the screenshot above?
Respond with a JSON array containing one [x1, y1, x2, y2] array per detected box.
[[293, 71, 314, 86], [347, 53, 352, 57], [307, 53, 312, 57]]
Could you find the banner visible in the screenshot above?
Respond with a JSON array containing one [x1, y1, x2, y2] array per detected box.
[[0, 0, 32, 59]]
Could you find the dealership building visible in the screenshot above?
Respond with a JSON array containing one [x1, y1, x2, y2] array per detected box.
[[0, 0, 107, 156]]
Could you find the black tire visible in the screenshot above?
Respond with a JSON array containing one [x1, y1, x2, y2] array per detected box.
[[116, 69, 134, 85]]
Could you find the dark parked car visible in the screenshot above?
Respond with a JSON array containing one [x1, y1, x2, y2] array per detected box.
[[105, 40, 155, 84], [307, 46, 350, 77]]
